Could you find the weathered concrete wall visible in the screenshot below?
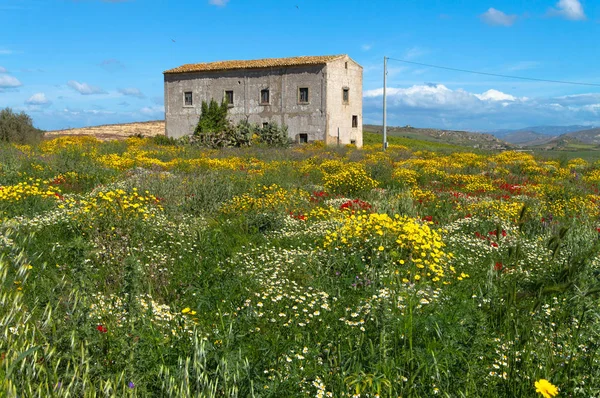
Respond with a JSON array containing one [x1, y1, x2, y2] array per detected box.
[[164, 65, 328, 141], [325, 56, 363, 147]]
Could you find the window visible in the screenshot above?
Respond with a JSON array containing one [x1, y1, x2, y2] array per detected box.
[[298, 87, 309, 104], [345, 62, 348, 69], [343, 88, 349, 104], [350, 139, 356, 145], [262, 122, 269, 128], [352, 115, 358, 128], [184, 91, 193, 107], [299, 133, 308, 143], [225, 90, 234, 106], [260, 89, 270, 105]]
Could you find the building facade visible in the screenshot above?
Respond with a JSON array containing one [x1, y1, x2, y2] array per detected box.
[[163, 54, 363, 147]]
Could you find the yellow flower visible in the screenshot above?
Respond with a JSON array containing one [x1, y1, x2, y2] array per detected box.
[[378, 245, 385, 251], [535, 379, 558, 398], [181, 307, 191, 314]]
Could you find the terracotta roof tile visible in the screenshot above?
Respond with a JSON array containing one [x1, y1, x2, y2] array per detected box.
[[164, 55, 346, 74]]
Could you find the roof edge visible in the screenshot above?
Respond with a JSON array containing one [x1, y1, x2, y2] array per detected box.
[[163, 54, 348, 75]]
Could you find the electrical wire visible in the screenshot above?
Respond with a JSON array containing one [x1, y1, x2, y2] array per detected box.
[[386, 57, 600, 88]]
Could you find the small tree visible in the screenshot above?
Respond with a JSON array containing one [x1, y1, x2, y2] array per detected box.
[[0, 107, 44, 144], [194, 99, 230, 135]]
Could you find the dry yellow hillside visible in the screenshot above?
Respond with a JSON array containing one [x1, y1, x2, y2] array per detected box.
[[45, 120, 166, 141]]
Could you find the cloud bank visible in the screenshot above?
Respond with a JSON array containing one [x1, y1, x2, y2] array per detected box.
[[67, 80, 107, 95], [25, 93, 51, 105], [118, 87, 145, 99], [364, 84, 600, 130], [480, 8, 518, 26], [548, 0, 586, 20]]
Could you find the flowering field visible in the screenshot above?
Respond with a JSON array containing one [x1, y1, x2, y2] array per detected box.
[[1, 135, 599, 397]]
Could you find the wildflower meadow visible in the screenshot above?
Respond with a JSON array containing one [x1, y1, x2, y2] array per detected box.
[[1, 135, 599, 397]]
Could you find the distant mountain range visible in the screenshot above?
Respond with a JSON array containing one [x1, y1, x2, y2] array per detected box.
[[364, 124, 600, 152], [364, 124, 511, 150], [489, 125, 599, 147], [491, 125, 594, 138]]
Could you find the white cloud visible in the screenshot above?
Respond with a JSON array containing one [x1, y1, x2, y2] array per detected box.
[[362, 83, 600, 130], [139, 105, 165, 116], [67, 80, 106, 95], [0, 74, 22, 88], [581, 104, 600, 114], [364, 84, 526, 109], [361, 44, 372, 51], [548, 0, 586, 20], [118, 87, 145, 99], [0, 49, 13, 55], [365, 84, 511, 110], [475, 89, 517, 102], [0, 66, 6, 73], [84, 109, 116, 115], [209, 0, 229, 6], [25, 93, 51, 105], [480, 8, 518, 26]]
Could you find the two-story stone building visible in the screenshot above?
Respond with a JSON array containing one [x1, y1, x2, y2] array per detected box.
[[163, 54, 363, 147]]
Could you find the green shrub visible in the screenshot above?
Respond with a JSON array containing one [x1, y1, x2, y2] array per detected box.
[[151, 134, 178, 146], [0, 107, 44, 144], [256, 122, 290, 147], [194, 99, 230, 135]]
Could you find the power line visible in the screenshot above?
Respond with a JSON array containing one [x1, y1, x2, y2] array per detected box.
[[387, 57, 600, 88]]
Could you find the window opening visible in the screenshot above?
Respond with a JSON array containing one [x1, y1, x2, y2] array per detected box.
[[298, 87, 309, 103], [184, 91, 193, 106]]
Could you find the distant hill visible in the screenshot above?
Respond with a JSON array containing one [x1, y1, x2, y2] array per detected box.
[[501, 130, 555, 146], [520, 128, 600, 151], [492, 125, 595, 138], [364, 125, 511, 150], [490, 125, 599, 148], [566, 128, 600, 145], [527, 134, 599, 151], [46, 120, 165, 141]]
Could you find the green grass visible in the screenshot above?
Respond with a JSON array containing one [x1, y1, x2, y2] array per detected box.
[[533, 149, 600, 163], [363, 131, 467, 151], [1, 137, 600, 397]]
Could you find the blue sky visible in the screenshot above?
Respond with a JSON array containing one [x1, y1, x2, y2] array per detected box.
[[0, 0, 599, 131]]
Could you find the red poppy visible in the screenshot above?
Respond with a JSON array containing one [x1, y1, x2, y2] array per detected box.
[[491, 242, 499, 248], [289, 212, 307, 221], [97, 325, 108, 333], [339, 199, 372, 212], [310, 191, 328, 202], [494, 262, 503, 271], [475, 232, 488, 240]]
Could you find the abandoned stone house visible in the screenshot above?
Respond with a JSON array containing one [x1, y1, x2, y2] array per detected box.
[[163, 54, 363, 147]]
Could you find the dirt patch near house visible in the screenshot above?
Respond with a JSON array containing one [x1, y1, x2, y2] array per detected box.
[[45, 120, 166, 141]]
